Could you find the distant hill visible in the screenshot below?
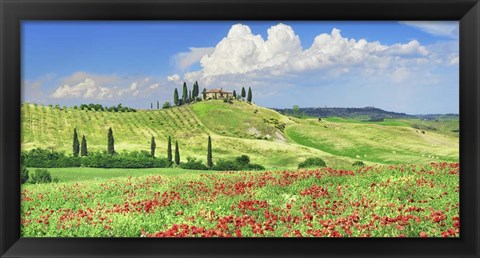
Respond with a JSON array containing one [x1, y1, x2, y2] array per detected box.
[[414, 113, 460, 120], [273, 106, 458, 121]]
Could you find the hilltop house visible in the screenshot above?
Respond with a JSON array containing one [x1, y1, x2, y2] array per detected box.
[[204, 88, 233, 100]]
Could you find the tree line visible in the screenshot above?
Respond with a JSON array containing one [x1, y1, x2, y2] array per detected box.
[[24, 127, 264, 171], [23, 102, 137, 112], [172, 81, 254, 107], [149, 81, 255, 110], [69, 127, 214, 168]]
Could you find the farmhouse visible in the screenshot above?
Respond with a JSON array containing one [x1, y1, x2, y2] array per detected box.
[[204, 88, 233, 100]]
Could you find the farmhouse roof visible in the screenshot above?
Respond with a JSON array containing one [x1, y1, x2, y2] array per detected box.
[[205, 88, 232, 94]]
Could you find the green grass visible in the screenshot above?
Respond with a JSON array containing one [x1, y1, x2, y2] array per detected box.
[[397, 118, 460, 137], [285, 119, 458, 164], [190, 100, 291, 140], [322, 116, 459, 136], [21, 163, 460, 237], [30, 167, 208, 183], [21, 102, 459, 167], [21, 102, 349, 169], [20, 103, 460, 238]]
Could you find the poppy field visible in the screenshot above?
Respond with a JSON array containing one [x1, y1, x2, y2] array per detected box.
[[21, 162, 459, 238]]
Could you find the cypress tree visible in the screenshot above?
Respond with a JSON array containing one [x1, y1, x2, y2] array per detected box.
[[188, 90, 192, 103], [247, 87, 252, 102], [182, 82, 188, 104], [194, 81, 199, 98], [202, 88, 207, 100], [167, 135, 172, 164], [157, 101, 159, 109], [193, 82, 196, 98], [192, 82, 196, 98], [72, 128, 80, 157], [174, 88, 179, 106], [150, 136, 156, 157], [107, 127, 115, 155], [151, 103, 153, 109], [174, 141, 180, 165], [233, 90, 237, 99], [241, 87, 246, 100], [207, 135, 213, 168], [81, 135, 88, 156]]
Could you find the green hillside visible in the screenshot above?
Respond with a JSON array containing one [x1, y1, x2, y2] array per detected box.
[[21, 100, 459, 168], [21, 101, 345, 169], [190, 100, 292, 141], [285, 119, 458, 164]]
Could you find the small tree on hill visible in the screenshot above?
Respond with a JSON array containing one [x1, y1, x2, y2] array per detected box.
[[241, 87, 246, 100], [167, 136, 172, 164], [207, 135, 213, 168], [174, 141, 180, 165], [81, 135, 88, 156], [107, 127, 115, 155], [247, 87, 252, 102], [163, 102, 171, 109], [233, 90, 237, 99], [188, 90, 192, 103], [157, 101, 160, 109], [150, 136, 156, 157], [202, 88, 207, 100], [174, 88, 179, 106], [151, 103, 153, 109], [72, 128, 80, 157]]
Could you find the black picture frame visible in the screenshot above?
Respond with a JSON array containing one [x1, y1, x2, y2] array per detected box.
[[1, 0, 479, 257]]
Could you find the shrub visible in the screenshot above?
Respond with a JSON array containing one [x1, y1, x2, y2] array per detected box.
[[81, 151, 169, 168], [162, 102, 171, 109], [179, 157, 208, 170], [30, 169, 54, 184], [243, 163, 265, 171], [298, 157, 327, 169], [235, 155, 250, 166], [212, 159, 241, 171], [22, 148, 173, 169], [22, 148, 81, 168], [212, 155, 264, 171], [352, 160, 365, 166], [21, 166, 29, 184]]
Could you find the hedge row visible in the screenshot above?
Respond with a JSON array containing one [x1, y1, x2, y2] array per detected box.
[[22, 149, 268, 170], [22, 148, 170, 168]]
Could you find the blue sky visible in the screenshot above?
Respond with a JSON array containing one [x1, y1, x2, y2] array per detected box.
[[22, 21, 459, 114]]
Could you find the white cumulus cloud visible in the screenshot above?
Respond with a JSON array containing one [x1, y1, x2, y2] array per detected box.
[[51, 73, 164, 101], [198, 23, 302, 77], [52, 78, 114, 100], [183, 23, 438, 88]]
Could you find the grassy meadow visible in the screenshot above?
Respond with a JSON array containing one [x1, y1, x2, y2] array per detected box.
[[20, 100, 460, 237], [21, 163, 459, 237]]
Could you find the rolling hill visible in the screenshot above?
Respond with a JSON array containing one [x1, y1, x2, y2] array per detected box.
[[21, 100, 459, 168]]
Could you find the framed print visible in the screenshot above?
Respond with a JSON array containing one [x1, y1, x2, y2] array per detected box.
[[1, 0, 479, 257]]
